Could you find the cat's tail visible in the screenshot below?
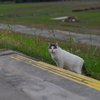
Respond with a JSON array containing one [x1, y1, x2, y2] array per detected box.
[[82, 64, 91, 76]]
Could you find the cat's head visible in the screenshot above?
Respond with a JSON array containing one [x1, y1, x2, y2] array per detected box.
[[48, 43, 58, 54]]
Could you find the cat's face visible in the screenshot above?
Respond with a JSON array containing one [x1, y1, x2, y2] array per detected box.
[[48, 43, 58, 54]]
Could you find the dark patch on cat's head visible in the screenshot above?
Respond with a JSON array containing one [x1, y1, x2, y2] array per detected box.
[[48, 43, 58, 49], [48, 43, 58, 54]]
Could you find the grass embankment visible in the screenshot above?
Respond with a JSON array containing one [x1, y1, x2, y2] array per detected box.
[[0, 1, 100, 35], [0, 29, 100, 80]]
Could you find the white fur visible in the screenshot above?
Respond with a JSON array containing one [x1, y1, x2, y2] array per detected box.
[[49, 46, 84, 74]]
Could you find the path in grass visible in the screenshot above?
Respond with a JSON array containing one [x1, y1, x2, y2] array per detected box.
[[0, 24, 100, 46]]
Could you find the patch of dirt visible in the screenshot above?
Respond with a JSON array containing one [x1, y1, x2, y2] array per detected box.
[[72, 6, 100, 12], [63, 16, 80, 22]]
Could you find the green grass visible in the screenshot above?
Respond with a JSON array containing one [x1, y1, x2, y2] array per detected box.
[[0, 1, 100, 35], [0, 29, 100, 80]]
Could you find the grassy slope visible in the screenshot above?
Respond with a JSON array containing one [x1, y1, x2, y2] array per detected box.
[[0, 30, 100, 80]]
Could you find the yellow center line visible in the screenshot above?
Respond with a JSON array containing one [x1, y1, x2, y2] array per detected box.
[[10, 54, 100, 91], [39, 62, 100, 84], [34, 64, 100, 90], [37, 63, 100, 85], [11, 54, 100, 84]]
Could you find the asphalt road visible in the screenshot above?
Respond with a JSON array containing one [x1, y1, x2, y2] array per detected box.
[[0, 77, 34, 100], [0, 50, 100, 100], [0, 24, 100, 46]]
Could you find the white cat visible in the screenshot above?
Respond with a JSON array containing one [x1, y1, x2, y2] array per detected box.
[[49, 43, 91, 76]]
